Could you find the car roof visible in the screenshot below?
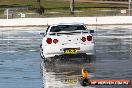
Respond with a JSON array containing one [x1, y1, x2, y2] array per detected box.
[[51, 23, 84, 26]]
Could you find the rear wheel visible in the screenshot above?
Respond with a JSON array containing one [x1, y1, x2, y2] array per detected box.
[[45, 57, 52, 62], [40, 53, 46, 62], [40, 45, 47, 62], [45, 56, 61, 63]]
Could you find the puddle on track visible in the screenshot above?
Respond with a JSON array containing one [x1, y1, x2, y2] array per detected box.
[[0, 25, 132, 88]]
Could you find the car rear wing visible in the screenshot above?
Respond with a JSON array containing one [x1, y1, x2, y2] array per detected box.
[[48, 30, 94, 35], [40, 30, 94, 36]]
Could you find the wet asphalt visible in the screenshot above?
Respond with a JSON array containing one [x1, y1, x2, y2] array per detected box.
[[0, 25, 132, 88]]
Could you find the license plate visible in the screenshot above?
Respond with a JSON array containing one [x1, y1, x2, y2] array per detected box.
[[64, 49, 76, 54]]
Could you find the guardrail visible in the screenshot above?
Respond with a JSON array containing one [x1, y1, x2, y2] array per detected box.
[[0, 16, 132, 27]]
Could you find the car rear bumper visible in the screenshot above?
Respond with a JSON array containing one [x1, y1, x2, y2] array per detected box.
[[42, 43, 95, 58]]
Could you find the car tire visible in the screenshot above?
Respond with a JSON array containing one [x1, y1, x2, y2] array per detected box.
[[45, 56, 62, 63], [46, 57, 51, 62]]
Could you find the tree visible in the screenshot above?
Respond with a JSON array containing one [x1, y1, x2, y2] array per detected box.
[[70, 0, 74, 15], [36, 0, 45, 15]]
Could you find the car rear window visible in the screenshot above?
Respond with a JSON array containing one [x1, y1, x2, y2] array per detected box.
[[50, 25, 86, 32]]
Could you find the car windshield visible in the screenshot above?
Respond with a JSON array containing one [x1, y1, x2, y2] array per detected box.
[[50, 25, 86, 32]]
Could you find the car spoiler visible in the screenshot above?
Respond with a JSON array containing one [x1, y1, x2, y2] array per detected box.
[[49, 30, 94, 35]]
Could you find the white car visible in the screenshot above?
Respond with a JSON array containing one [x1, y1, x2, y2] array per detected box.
[[40, 23, 95, 61]]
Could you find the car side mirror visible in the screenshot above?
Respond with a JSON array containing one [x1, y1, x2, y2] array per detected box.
[[90, 30, 94, 33], [40, 33, 46, 36]]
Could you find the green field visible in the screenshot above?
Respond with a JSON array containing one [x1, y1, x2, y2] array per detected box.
[[0, 0, 129, 18]]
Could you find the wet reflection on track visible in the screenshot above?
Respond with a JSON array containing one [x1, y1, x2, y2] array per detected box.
[[41, 56, 96, 88], [41, 25, 132, 88], [0, 25, 132, 88], [0, 27, 44, 88]]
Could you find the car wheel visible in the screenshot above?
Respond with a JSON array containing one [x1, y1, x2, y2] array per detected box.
[[45, 56, 61, 63], [40, 52, 47, 63], [45, 57, 53, 62]]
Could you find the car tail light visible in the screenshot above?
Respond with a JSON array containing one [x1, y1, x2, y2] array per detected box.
[[46, 38, 52, 44], [81, 37, 86, 42], [87, 35, 92, 41], [53, 39, 58, 44]]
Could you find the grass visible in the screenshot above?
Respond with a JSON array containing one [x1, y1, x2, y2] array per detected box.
[[0, 0, 129, 18]]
